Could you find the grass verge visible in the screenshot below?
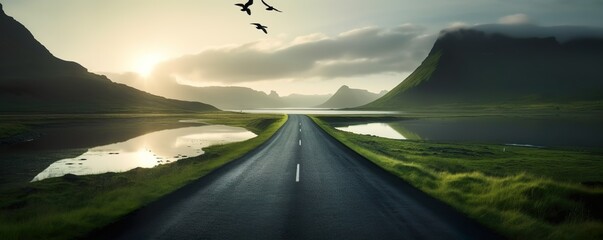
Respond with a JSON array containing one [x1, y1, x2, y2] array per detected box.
[[0, 123, 33, 143], [312, 116, 603, 240], [0, 123, 29, 138], [0, 113, 287, 240]]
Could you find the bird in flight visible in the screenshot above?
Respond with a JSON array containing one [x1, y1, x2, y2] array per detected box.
[[251, 23, 268, 34], [235, 0, 254, 15], [261, 0, 282, 12]]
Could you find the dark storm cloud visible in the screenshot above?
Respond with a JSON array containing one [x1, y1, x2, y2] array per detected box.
[[152, 25, 435, 83]]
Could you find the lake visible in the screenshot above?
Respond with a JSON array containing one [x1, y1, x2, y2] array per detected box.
[[0, 118, 256, 189], [336, 123, 406, 140], [331, 116, 603, 148], [235, 108, 401, 115], [31, 125, 256, 181]]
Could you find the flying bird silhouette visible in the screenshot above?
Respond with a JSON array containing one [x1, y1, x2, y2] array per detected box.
[[261, 0, 282, 12], [235, 0, 254, 15], [251, 23, 268, 34]]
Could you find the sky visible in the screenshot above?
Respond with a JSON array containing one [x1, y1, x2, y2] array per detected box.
[[2, 0, 603, 95]]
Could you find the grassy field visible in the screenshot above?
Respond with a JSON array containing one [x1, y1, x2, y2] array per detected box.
[[312, 116, 603, 240], [0, 112, 287, 240], [0, 123, 31, 140]]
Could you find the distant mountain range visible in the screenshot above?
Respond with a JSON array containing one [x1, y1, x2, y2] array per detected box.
[[166, 85, 332, 110], [106, 74, 335, 110], [318, 85, 387, 109], [173, 86, 334, 110], [110, 75, 386, 110], [0, 3, 217, 113], [281, 94, 333, 108], [164, 85, 284, 110], [365, 25, 603, 110]]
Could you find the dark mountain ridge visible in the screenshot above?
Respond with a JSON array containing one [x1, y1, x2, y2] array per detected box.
[[365, 25, 603, 109], [318, 85, 387, 109], [0, 3, 217, 113]]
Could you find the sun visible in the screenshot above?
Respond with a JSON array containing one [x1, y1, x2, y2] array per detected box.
[[134, 53, 165, 77]]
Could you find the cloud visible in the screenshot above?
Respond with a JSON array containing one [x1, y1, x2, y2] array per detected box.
[[446, 21, 470, 30], [498, 13, 533, 25], [473, 24, 603, 42], [151, 25, 435, 84]]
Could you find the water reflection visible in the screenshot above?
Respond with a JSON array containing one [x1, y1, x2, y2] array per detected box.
[[33, 125, 256, 181], [236, 108, 401, 115], [336, 123, 406, 140], [333, 117, 603, 148]]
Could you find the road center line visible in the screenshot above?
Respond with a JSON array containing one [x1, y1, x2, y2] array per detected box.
[[296, 164, 300, 182]]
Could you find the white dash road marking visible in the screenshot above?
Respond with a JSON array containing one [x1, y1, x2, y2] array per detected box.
[[296, 164, 300, 182], [299, 139, 302, 146]]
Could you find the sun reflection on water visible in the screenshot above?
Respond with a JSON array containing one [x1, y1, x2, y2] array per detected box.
[[32, 125, 257, 181], [137, 148, 158, 168]]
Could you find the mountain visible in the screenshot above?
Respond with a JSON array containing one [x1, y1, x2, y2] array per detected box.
[[281, 93, 332, 108], [155, 84, 338, 109], [364, 25, 603, 110], [103, 74, 283, 110], [163, 85, 284, 110], [138, 83, 333, 110], [108, 73, 334, 109], [318, 85, 387, 109], [0, 3, 217, 113]]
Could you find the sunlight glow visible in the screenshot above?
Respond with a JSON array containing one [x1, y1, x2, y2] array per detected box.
[[134, 53, 165, 77], [137, 148, 158, 168]]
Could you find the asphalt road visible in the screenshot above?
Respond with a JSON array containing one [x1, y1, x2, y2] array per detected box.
[[95, 115, 501, 240]]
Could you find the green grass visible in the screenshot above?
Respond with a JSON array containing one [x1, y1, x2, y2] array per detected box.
[[312, 116, 603, 240], [0, 123, 30, 139], [0, 113, 287, 240], [363, 51, 441, 109], [391, 101, 603, 115]]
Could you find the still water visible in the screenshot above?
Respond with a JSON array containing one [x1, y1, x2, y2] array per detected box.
[[333, 117, 603, 148], [236, 108, 401, 115], [336, 123, 406, 140], [32, 125, 256, 181]]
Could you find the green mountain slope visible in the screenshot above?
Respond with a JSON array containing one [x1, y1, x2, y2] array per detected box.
[[367, 52, 442, 108], [363, 26, 603, 110]]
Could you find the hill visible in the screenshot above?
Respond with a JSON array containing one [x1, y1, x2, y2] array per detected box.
[[281, 93, 332, 108], [108, 73, 334, 110], [0, 3, 217, 113], [156, 84, 334, 110], [364, 25, 603, 110], [318, 85, 387, 109], [162, 85, 284, 110]]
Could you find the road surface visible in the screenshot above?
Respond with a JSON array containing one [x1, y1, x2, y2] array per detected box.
[[95, 115, 501, 239]]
